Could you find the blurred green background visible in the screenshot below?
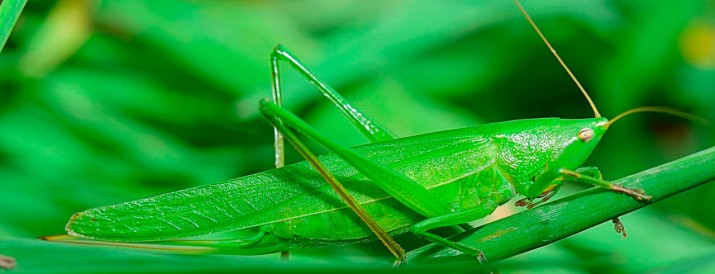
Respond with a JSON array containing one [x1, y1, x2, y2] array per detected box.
[[1, 0, 714, 273]]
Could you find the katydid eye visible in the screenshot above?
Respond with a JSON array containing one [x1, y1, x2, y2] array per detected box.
[[577, 128, 594, 142]]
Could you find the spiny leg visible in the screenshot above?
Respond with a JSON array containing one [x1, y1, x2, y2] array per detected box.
[[260, 101, 406, 263], [270, 45, 395, 143], [269, 46, 398, 261], [269, 44, 395, 167]]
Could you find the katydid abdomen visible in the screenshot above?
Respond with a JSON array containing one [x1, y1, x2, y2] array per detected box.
[[66, 117, 606, 254]]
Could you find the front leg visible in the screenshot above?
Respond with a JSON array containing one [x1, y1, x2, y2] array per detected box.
[[527, 165, 651, 201], [558, 168, 651, 201], [528, 165, 645, 238], [567, 166, 649, 202]]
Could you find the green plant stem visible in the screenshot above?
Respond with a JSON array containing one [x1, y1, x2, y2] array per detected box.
[[0, 0, 27, 53], [408, 146, 715, 264]]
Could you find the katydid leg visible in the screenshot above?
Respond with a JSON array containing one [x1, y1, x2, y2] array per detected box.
[[269, 45, 396, 168], [269, 46, 398, 261], [269, 46, 471, 241], [528, 165, 651, 201], [260, 100, 406, 263], [558, 169, 652, 201]]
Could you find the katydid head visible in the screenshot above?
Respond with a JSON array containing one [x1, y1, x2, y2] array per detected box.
[[514, 117, 608, 199], [521, 108, 704, 199]]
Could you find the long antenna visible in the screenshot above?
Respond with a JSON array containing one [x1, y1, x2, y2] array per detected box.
[[513, 0, 602, 118], [604, 107, 709, 128]]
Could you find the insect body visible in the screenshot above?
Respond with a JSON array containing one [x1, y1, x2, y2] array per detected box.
[[64, 117, 612, 248], [47, 0, 658, 264], [61, 113, 645, 265]]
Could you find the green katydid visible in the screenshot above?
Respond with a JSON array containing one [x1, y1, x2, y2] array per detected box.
[[43, 0, 698, 265]]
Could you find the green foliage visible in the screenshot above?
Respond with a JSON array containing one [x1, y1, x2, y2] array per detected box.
[[1, 0, 713, 272], [0, 0, 27, 52]]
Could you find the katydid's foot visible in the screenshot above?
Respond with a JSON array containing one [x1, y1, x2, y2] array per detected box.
[[514, 198, 549, 209], [612, 184, 652, 201], [0, 255, 16, 269], [280, 251, 290, 261], [515, 198, 537, 209], [612, 217, 627, 239], [515, 189, 557, 209]]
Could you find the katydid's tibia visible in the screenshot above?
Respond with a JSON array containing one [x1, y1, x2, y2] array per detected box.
[[46, 0, 692, 265]]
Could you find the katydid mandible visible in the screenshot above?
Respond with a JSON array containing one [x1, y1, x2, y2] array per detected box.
[[45, 0, 682, 264]]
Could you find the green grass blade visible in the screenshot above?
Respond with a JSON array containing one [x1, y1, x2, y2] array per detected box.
[[409, 145, 715, 264], [0, 0, 27, 53]]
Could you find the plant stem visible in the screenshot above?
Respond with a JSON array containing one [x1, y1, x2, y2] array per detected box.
[[408, 146, 715, 264], [0, 0, 27, 53]]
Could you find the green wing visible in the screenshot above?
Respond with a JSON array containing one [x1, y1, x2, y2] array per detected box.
[[67, 127, 492, 241]]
